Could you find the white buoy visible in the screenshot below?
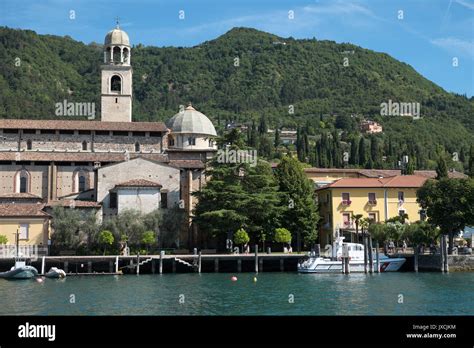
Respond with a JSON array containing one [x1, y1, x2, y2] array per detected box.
[[231, 276, 237, 282]]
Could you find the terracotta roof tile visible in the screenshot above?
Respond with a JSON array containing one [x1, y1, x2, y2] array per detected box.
[[46, 200, 101, 208], [114, 179, 162, 188], [0, 151, 169, 163], [414, 170, 468, 179], [0, 119, 167, 132], [0, 203, 50, 217], [0, 193, 42, 199], [318, 175, 428, 189]]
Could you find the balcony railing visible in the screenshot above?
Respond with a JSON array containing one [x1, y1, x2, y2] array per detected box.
[[0, 245, 48, 260], [342, 222, 354, 229]]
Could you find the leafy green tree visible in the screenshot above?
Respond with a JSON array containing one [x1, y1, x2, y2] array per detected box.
[[349, 137, 359, 165], [358, 137, 367, 167], [194, 148, 282, 249], [417, 178, 474, 253], [234, 228, 250, 251], [141, 231, 156, 253], [335, 114, 353, 131], [275, 156, 319, 250], [469, 144, 474, 178], [368, 223, 388, 245], [274, 228, 292, 250], [0, 235, 8, 244], [98, 230, 114, 255], [403, 221, 439, 246], [51, 206, 85, 253], [436, 156, 448, 179], [405, 156, 415, 175], [274, 128, 281, 147], [352, 214, 363, 242]]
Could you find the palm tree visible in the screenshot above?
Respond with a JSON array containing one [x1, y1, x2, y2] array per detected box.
[[352, 214, 364, 243]]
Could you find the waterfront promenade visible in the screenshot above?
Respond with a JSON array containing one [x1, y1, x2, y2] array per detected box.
[[0, 252, 303, 275]]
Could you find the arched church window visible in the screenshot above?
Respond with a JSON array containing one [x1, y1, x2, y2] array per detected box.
[[168, 136, 175, 147], [78, 175, 86, 192], [106, 47, 112, 63], [208, 139, 213, 147], [135, 142, 140, 152], [15, 169, 30, 193], [111, 75, 121, 93], [123, 48, 129, 64], [188, 137, 196, 146], [82, 141, 88, 151], [20, 177, 27, 193], [113, 46, 121, 63], [26, 139, 32, 150]]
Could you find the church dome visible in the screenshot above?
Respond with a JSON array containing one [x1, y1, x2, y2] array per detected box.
[[105, 27, 130, 46], [166, 104, 217, 136]]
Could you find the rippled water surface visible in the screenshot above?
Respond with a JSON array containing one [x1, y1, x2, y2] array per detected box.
[[0, 272, 472, 315]]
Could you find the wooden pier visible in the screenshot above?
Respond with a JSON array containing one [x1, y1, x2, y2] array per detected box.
[[0, 253, 303, 275]]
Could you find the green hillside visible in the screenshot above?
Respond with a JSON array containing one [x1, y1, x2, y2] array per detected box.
[[0, 26, 473, 171]]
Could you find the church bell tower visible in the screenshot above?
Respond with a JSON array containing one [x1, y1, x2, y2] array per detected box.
[[101, 22, 132, 122]]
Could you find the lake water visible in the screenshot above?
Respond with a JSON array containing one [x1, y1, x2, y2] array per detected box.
[[1, 273, 472, 315]]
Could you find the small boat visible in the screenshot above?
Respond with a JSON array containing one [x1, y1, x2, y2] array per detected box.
[[45, 267, 66, 279], [298, 236, 406, 273], [0, 228, 38, 280], [0, 259, 39, 280]]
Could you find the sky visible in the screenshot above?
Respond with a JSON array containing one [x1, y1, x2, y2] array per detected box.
[[1, 0, 473, 96]]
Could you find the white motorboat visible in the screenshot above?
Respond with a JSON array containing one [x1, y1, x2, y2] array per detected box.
[[44, 267, 66, 279], [0, 230, 38, 280], [0, 259, 39, 279], [298, 236, 406, 273]]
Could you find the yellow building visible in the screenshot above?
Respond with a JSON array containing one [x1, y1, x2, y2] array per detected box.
[[0, 201, 51, 254], [316, 175, 428, 246]]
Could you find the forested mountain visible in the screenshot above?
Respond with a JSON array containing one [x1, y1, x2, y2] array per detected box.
[[0, 26, 473, 172]]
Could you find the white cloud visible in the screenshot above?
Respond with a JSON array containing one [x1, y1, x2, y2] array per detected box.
[[430, 37, 474, 57], [455, 0, 474, 10]]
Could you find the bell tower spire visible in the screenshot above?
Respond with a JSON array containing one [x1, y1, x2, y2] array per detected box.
[[101, 22, 132, 122]]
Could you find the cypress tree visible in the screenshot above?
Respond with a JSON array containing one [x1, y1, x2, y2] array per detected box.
[[436, 156, 449, 179], [274, 128, 281, 147], [469, 145, 474, 178], [350, 137, 359, 165], [359, 137, 366, 167]]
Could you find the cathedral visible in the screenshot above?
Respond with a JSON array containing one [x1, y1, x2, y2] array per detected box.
[[0, 25, 217, 252]]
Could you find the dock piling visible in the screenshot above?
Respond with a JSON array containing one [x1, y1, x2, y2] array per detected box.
[[172, 259, 176, 273], [254, 245, 258, 273], [151, 259, 155, 274], [414, 245, 419, 272], [368, 237, 374, 274], [137, 255, 140, 275], [280, 259, 284, 272], [237, 259, 242, 272], [259, 258, 263, 272], [214, 258, 219, 273], [109, 261, 113, 273], [64, 261, 68, 274], [363, 235, 368, 274], [159, 251, 164, 274], [198, 251, 202, 274], [41, 256, 45, 275], [375, 242, 380, 273]]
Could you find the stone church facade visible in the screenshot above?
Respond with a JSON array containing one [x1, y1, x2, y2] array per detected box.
[[0, 25, 217, 251]]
